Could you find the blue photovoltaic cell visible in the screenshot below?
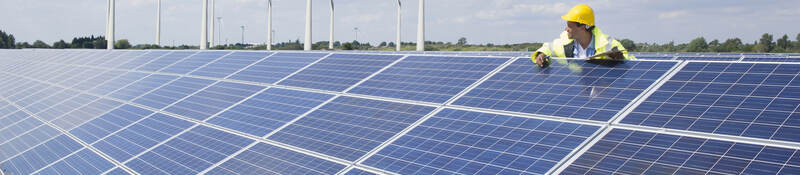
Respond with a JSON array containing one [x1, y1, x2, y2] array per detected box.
[[25, 89, 77, 115], [85, 50, 127, 66], [51, 98, 123, 130], [676, 56, 740, 61], [269, 96, 436, 161], [116, 51, 170, 70], [35, 149, 115, 175], [363, 109, 600, 175], [0, 124, 61, 162], [0, 111, 33, 142], [37, 94, 97, 122], [208, 142, 346, 175], [278, 54, 403, 92], [106, 168, 130, 175], [343, 168, 377, 175], [635, 56, 674, 60], [742, 57, 800, 62], [164, 82, 265, 121], [93, 113, 194, 162], [349, 56, 508, 103], [17, 86, 63, 108], [229, 52, 329, 84], [133, 77, 215, 109], [208, 88, 334, 136], [126, 125, 254, 174], [69, 104, 154, 144], [191, 51, 272, 78], [136, 51, 196, 72], [57, 68, 105, 88], [622, 62, 800, 142], [72, 70, 126, 91], [159, 51, 230, 74], [108, 74, 178, 101], [89, 72, 149, 95], [97, 50, 147, 68], [0, 135, 83, 174], [454, 58, 676, 121], [562, 129, 800, 175]]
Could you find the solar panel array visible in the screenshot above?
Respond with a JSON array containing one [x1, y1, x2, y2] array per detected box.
[[0, 49, 799, 175]]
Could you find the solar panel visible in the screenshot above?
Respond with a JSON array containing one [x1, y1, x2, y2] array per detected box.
[[278, 54, 403, 92], [108, 74, 178, 101], [742, 57, 800, 62], [159, 51, 230, 74], [621, 62, 800, 142], [0, 135, 83, 174], [4, 50, 800, 175], [343, 168, 377, 175], [453, 58, 677, 121], [69, 104, 154, 144], [89, 72, 149, 95], [561, 128, 800, 174], [362, 108, 600, 174], [115, 51, 170, 70], [125, 125, 254, 174], [676, 56, 741, 61], [268, 96, 436, 161], [93, 113, 194, 162], [207, 87, 334, 136], [207, 142, 347, 174], [229, 52, 328, 84], [348, 56, 510, 103], [35, 149, 116, 175], [164, 81, 265, 121], [132, 77, 215, 109], [190, 51, 273, 78], [136, 51, 196, 72]]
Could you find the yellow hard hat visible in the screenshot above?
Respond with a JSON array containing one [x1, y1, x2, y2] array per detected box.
[[561, 4, 594, 26]]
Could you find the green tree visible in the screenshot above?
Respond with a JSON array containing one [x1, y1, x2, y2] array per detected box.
[[114, 39, 131, 49], [342, 42, 354, 50], [686, 37, 708, 52], [457, 37, 467, 46], [32, 40, 50, 48], [618, 38, 636, 51], [52, 40, 69, 49], [756, 33, 774, 52], [379, 41, 387, 47], [17, 42, 31, 49], [708, 39, 720, 52], [776, 34, 790, 50], [719, 38, 743, 52]]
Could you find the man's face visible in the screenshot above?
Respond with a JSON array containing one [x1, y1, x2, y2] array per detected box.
[[565, 21, 581, 39]]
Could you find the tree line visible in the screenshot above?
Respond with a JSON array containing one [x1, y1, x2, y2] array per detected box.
[[1, 29, 798, 53]]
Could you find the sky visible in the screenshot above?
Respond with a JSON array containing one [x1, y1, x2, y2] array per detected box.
[[1, 0, 799, 46]]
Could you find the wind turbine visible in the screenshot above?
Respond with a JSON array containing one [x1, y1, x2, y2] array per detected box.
[[106, 0, 115, 50], [156, 0, 161, 46], [397, 0, 401, 51], [417, 0, 424, 51], [329, 0, 334, 50], [210, 0, 215, 47], [201, 0, 209, 50], [267, 0, 272, 50], [304, 0, 312, 50]]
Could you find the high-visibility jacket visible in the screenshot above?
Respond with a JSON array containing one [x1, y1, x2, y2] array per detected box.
[[531, 27, 635, 62]]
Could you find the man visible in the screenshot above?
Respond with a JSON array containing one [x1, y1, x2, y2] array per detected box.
[[532, 4, 635, 68]]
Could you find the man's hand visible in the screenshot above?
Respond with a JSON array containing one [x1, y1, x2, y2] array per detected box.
[[535, 52, 550, 68], [608, 47, 624, 60]]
